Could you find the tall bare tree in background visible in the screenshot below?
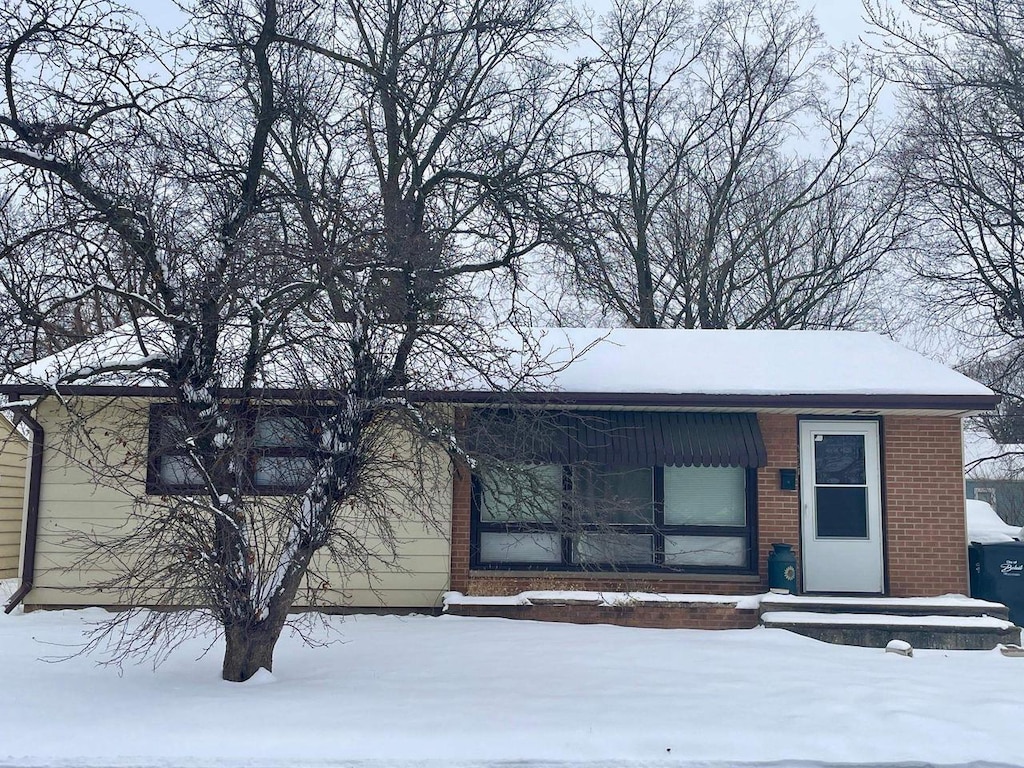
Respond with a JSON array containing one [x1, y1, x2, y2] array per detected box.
[[563, 0, 906, 329], [870, 1, 1024, 436], [0, 0, 580, 681]]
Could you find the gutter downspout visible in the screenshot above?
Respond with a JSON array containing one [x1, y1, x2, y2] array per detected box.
[[5, 406, 43, 613]]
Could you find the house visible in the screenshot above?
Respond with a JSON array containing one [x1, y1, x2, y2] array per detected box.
[[0, 412, 28, 580], [0, 328, 1000, 625]]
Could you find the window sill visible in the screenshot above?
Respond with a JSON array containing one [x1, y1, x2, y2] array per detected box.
[[469, 570, 761, 583], [145, 489, 306, 497]]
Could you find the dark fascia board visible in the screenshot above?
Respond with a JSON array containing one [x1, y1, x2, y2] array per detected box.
[[419, 390, 1002, 411], [0, 383, 1001, 412]]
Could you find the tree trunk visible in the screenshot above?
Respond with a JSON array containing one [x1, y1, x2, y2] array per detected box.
[[222, 623, 283, 682], [220, 544, 316, 682]]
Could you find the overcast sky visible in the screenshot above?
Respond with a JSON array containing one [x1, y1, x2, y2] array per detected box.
[[130, 1, 875, 46], [800, 1, 873, 44]]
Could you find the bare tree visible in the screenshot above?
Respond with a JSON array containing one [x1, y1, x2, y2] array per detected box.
[[566, 0, 905, 329], [868, 0, 1024, 445], [870, 0, 1024, 338], [0, 0, 580, 681]]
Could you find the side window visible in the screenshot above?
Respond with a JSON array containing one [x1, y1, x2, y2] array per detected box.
[[147, 406, 320, 496], [477, 464, 563, 564], [148, 409, 205, 494], [663, 465, 748, 567], [252, 414, 318, 492], [572, 465, 655, 566]]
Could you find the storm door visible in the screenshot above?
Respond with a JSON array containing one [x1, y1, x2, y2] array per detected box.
[[799, 421, 884, 593]]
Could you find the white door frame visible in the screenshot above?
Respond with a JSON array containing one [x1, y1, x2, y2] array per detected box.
[[799, 420, 884, 594]]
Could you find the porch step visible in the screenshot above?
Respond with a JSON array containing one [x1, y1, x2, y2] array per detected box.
[[760, 610, 1021, 650], [759, 594, 1010, 620]]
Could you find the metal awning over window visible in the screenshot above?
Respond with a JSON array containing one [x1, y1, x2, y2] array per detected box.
[[466, 410, 767, 468]]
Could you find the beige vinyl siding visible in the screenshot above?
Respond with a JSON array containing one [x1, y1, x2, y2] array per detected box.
[[25, 397, 452, 609], [0, 418, 28, 579]]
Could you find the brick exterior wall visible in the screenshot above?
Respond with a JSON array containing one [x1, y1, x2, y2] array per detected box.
[[449, 411, 969, 605], [883, 415, 968, 596], [462, 573, 760, 595], [755, 413, 801, 584], [450, 461, 472, 593]]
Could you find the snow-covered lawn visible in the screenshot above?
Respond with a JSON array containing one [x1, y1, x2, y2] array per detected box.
[[1, 601, 1022, 768]]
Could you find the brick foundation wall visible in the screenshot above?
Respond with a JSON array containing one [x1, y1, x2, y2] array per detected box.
[[446, 602, 759, 629], [884, 416, 968, 596]]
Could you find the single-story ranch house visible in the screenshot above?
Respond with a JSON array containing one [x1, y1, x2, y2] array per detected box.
[[0, 328, 1003, 631]]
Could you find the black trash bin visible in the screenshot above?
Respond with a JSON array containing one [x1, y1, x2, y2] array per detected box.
[[969, 541, 1024, 625]]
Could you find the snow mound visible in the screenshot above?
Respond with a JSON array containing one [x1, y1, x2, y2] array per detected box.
[[239, 668, 276, 685], [966, 499, 1022, 544], [885, 639, 913, 657]]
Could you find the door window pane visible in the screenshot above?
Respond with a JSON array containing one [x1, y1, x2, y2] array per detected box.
[[664, 535, 748, 567], [480, 532, 562, 563], [814, 434, 866, 485], [480, 464, 563, 523], [664, 466, 745, 526], [815, 486, 868, 538], [573, 466, 653, 524], [575, 533, 654, 565]]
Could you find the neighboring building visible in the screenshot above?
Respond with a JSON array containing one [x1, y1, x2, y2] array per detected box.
[[964, 427, 1024, 527], [0, 328, 1000, 616], [0, 413, 28, 580]]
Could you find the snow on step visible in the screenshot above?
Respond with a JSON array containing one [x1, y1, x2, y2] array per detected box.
[[761, 611, 1016, 630], [759, 593, 1006, 610]]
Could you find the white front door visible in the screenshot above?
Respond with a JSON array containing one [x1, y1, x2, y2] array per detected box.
[[799, 420, 884, 594]]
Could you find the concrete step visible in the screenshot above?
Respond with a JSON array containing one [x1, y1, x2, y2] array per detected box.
[[759, 594, 1010, 620], [761, 610, 1021, 650]]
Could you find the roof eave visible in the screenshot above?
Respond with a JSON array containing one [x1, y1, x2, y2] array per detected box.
[[0, 384, 1000, 413], [424, 390, 1002, 413]]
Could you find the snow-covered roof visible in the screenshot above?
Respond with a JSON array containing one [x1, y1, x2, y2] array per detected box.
[[517, 328, 992, 398], [0, 324, 998, 409]]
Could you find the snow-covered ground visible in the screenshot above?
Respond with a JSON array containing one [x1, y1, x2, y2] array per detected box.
[[1, 598, 1022, 768]]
